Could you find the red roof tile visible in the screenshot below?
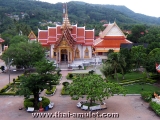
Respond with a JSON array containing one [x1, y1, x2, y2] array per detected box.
[[38, 31, 48, 39], [77, 28, 85, 37], [85, 31, 94, 39], [95, 39, 131, 48], [48, 28, 56, 37]]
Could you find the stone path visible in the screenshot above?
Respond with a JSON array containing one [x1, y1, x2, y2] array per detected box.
[[0, 60, 159, 120]]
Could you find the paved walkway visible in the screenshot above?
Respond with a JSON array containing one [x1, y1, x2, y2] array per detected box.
[[0, 60, 159, 120]]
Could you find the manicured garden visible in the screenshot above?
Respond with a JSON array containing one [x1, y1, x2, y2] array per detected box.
[[124, 84, 160, 94], [141, 91, 160, 116], [64, 72, 160, 95], [0, 75, 60, 95]]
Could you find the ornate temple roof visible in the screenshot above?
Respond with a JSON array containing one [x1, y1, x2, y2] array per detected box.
[[94, 22, 132, 49], [28, 31, 37, 41], [38, 3, 94, 47]]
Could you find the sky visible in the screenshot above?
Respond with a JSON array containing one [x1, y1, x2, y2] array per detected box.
[[40, 0, 160, 18]]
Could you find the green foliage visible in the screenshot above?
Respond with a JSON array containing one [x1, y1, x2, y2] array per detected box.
[[61, 86, 69, 95], [38, 97, 50, 108], [1, 0, 160, 40], [17, 59, 58, 109], [131, 45, 147, 68], [105, 52, 126, 82], [150, 101, 160, 116], [45, 86, 56, 95], [141, 91, 152, 102], [0, 85, 10, 93], [68, 74, 125, 105], [88, 70, 95, 74], [62, 82, 69, 87], [24, 97, 50, 108], [9, 35, 28, 45], [127, 24, 147, 43], [24, 98, 34, 108], [124, 84, 160, 94], [1, 41, 45, 71], [69, 73, 73, 79]]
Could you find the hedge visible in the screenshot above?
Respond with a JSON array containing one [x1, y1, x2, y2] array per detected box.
[[45, 86, 56, 95], [150, 101, 160, 116], [141, 91, 152, 102], [24, 97, 50, 109]]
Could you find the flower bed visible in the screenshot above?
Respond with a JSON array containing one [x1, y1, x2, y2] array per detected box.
[[45, 86, 56, 96]]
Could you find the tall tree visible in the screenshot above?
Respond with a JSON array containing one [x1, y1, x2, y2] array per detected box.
[[1, 41, 45, 72], [69, 74, 125, 106], [17, 60, 58, 109], [127, 24, 146, 43], [120, 48, 132, 75], [131, 45, 147, 69], [106, 52, 126, 82]]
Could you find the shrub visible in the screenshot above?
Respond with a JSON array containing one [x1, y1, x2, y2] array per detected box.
[[62, 82, 69, 86], [61, 86, 69, 95], [45, 86, 56, 95], [24, 97, 50, 108], [78, 65, 82, 69], [0, 85, 10, 93], [141, 91, 152, 102], [88, 70, 94, 74], [24, 98, 34, 108], [69, 74, 73, 79], [71, 96, 79, 100], [41, 97, 50, 108], [150, 101, 160, 116]]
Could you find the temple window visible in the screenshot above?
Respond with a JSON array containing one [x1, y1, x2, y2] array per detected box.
[[84, 47, 89, 58], [98, 52, 102, 55], [75, 47, 80, 58]]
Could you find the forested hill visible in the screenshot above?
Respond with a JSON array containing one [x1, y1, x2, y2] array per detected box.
[[104, 5, 160, 25], [0, 0, 160, 36]]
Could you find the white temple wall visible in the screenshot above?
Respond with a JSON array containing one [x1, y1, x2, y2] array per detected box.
[[82, 45, 92, 59], [0, 44, 2, 55], [50, 44, 54, 58]]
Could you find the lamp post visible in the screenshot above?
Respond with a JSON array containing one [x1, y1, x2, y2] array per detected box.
[[39, 97, 44, 112], [94, 56, 96, 73], [8, 58, 13, 85]]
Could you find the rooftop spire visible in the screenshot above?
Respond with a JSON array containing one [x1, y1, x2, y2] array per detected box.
[[61, 2, 72, 29]]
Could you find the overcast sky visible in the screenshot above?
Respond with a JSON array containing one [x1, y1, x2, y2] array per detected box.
[[40, 0, 160, 17]]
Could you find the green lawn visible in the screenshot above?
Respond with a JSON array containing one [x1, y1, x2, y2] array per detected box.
[[108, 72, 144, 82], [124, 84, 160, 94]]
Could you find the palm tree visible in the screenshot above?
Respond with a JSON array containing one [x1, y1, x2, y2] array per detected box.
[[100, 63, 114, 82], [106, 53, 126, 82]]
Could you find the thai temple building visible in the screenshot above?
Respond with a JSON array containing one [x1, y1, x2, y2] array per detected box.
[[28, 3, 132, 68], [94, 22, 132, 58], [0, 37, 5, 56], [37, 3, 94, 67]]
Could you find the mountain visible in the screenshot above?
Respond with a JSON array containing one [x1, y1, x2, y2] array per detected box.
[[104, 5, 160, 25], [0, 0, 160, 36]]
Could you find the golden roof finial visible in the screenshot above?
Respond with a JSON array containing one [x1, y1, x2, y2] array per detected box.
[[61, 2, 72, 29]]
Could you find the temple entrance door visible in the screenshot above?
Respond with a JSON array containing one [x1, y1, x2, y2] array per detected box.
[[61, 49, 68, 62]]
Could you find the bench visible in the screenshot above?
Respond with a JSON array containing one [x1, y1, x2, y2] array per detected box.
[[27, 107, 34, 112], [48, 102, 54, 109], [90, 105, 101, 111], [81, 105, 88, 110]]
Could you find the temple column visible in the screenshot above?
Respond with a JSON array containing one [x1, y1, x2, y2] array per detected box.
[[59, 49, 61, 63], [71, 50, 72, 62], [56, 52, 58, 62], [67, 49, 69, 63]]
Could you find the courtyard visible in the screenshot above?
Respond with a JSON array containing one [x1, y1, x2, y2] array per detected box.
[[0, 59, 159, 120]]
